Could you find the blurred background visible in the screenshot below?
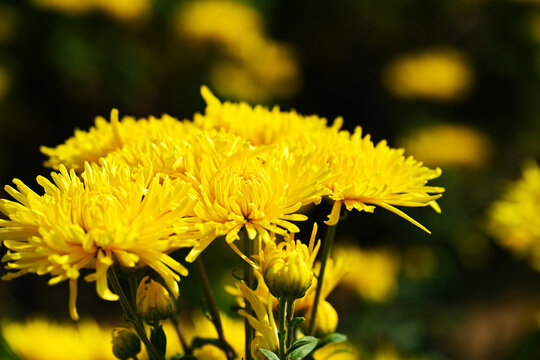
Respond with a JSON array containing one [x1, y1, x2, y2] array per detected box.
[[1, 0, 540, 359]]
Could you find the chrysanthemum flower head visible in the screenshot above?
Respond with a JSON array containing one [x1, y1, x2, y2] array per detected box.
[[41, 109, 186, 171], [325, 127, 444, 233], [186, 144, 329, 262], [0, 159, 198, 320], [487, 161, 540, 270]]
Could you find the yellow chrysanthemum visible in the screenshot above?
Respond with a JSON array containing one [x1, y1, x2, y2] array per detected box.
[[238, 281, 279, 360], [195, 86, 341, 146], [41, 109, 186, 171], [175, 0, 263, 53], [186, 144, 329, 262], [0, 159, 198, 320], [334, 245, 400, 302], [259, 223, 320, 299], [382, 48, 473, 101], [325, 127, 444, 232], [487, 161, 540, 270], [399, 124, 492, 168], [1, 318, 116, 360]]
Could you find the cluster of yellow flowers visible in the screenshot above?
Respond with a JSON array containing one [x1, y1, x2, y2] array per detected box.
[[0, 86, 443, 359], [176, 1, 299, 102]]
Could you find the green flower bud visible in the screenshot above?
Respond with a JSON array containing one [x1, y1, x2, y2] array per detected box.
[[112, 328, 141, 360]]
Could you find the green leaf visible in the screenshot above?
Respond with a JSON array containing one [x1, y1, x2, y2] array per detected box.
[[150, 325, 167, 358], [259, 348, 281, 360], [171, 355, 198, 360], [316, 333, 347, 349], [287, 336, 319, 359]]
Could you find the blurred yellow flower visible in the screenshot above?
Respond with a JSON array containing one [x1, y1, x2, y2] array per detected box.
[[0, 159, 198, 320], [399, 123, 492, 168], [1, 318, 116, 360], [308, 299, 339, 336], [334, 245, 400, 302], [176, 2, 300, 101], [93, 0, 149, 20], [32, 0, 149, 19], [175, 0, 263, 52], [487, 161, 540, 271], [313, 342, 360, 360], [210, 40, 300, 102], [325, 127, 444, 233], [41, 109, 186, 171], [383, 49, 473, 101]]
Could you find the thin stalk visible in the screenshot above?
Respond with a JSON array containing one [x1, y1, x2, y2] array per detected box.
[[127, 276, 138, 307], [285, 299, 295, 349], [242, 230, 254, 360], [308, 222, 338, 335], [195, 257, 235, 360], [278, 298, 288, 360], [169, 316, 190, 355], [108, 267, 163, 360]]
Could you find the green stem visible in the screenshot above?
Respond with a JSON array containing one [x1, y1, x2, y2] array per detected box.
[[108, 267, 164, 360], [308, 222, 338, 335], [286, 299, 295, 349], [278, 298, 289, 360], [242, 230, 254, 360], [169, 316, 190, 355], [195, 257, 235, 360]]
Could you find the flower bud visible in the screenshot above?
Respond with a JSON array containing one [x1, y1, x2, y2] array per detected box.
[[260, 232, 319, 300], [136, 276, 175, 325], [306, 300, 338, 337], [112, 328, 141, 360]]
